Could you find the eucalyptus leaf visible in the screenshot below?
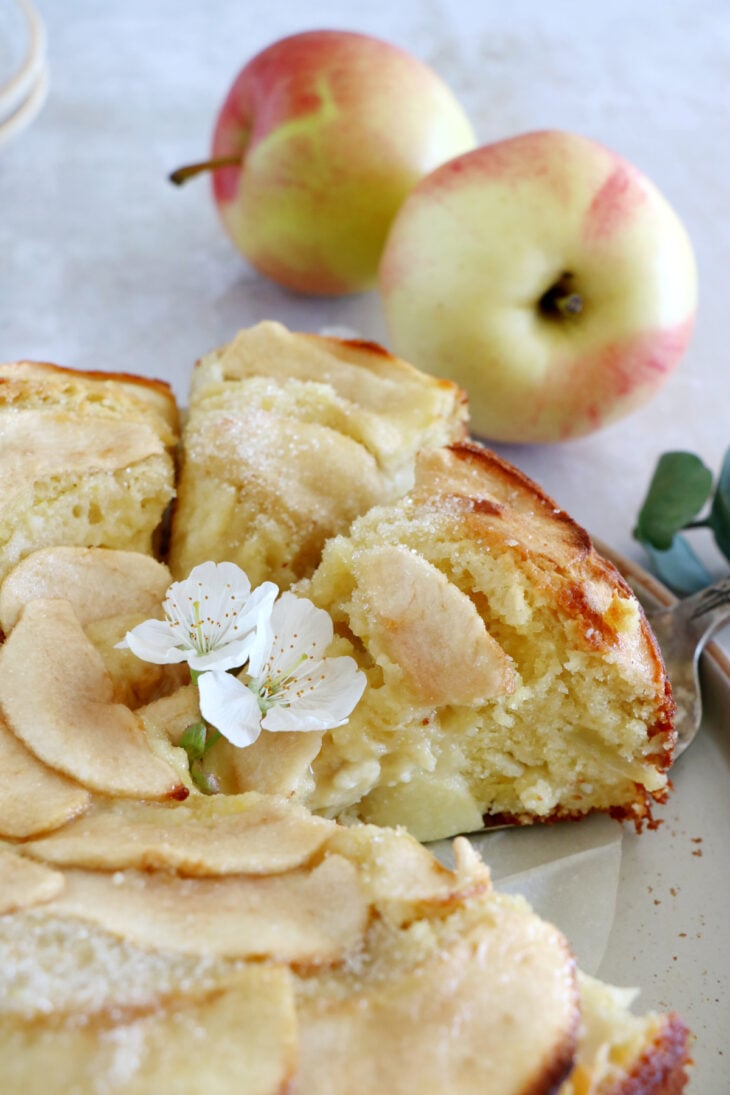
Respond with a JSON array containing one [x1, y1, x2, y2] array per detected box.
[[639, 534, 713, 596], [634, 451, 714, 550], [709, 446, 730, 562]]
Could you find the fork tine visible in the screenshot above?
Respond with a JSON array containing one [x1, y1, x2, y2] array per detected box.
[[646, 576, 730, 759]]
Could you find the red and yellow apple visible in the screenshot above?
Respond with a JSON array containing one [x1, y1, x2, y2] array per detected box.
[[379, 130, 697, 443], [172, 30, 475, 295]]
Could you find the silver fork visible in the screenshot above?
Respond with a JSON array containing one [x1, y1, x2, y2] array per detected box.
[[645, 576, 730, 758]]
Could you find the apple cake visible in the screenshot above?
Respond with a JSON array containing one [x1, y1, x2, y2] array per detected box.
[[0, 341, 691, 1091], [168, 320, 468, 589], [0, 792, 690, 1094], [0, 361, 178, 588], [0, 568, 691, 1093], [207, 441, 674, 841]]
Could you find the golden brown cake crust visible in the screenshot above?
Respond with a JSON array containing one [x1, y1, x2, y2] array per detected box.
[[519, 1049, 576, 1095], [457, 440, 678, 810], [0, 359, 179, 429], [599, 1014, 691, 1095], [426, 442, 676, 772], [437, 440, 594, 562]]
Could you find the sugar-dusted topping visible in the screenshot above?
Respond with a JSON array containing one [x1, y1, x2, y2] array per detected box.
[[0, 911, 233, 1018]]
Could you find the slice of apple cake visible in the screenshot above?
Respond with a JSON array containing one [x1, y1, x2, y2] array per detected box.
[[168, 320, 467, 589], [0, 361, 178, 587], [221, 441, 674, 842]]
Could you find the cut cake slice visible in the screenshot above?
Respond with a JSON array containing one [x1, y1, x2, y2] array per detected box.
[[169, 320, 468, 588], [234, 441, 676, 841], [0, 361, 178, 586]]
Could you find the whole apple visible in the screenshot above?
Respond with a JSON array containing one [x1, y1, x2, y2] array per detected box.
[[378, 130, 697, 443], [172, 30, 475, 295]]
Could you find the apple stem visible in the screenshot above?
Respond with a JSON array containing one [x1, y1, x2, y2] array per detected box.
[[557, 292, 584, 317], [539, 274, 584, 320], [168, 155, 241, 186]]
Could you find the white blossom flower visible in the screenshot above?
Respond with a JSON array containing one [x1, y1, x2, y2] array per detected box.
[[116, 561, 277, 672], [198, 591, 366, 746], [197, 671, 263, 748]]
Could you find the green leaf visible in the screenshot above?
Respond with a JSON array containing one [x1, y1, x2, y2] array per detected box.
[[709, 446, 730, 562], [180, 721, 207, 762], [634, 451, 714, 550], [639, 534, 713, 596]]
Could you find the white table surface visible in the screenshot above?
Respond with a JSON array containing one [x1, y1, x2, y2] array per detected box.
[[2, 0, 729, 574]]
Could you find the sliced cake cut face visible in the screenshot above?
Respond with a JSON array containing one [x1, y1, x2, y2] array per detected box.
[[168, 320, 468, 589], [0, 362, 179, 586], [286, 442, 675, 841]]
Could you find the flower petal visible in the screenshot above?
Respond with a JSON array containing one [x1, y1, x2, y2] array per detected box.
[[187, 633, 258, 673], [203, 560, 252, 593], [234, 581, 278, 675], [164, 561, 244, 626], [251, 592, 334, 679], [245, 611, 274, 680], [115, 618, 189, 664], [262, 656, 366, 733], [198, 670, 263, 748], [147, 564, 276, 672], [194, 565, 250, 643], [237, 580, 278, 638]]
